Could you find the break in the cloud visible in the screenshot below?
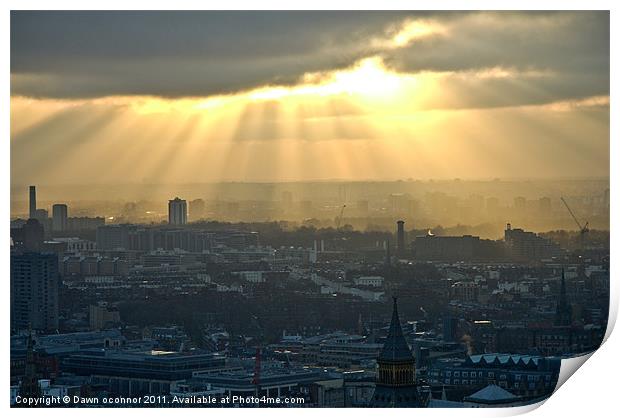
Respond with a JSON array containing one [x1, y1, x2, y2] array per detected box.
[[10, 11, 405, 98], [10, 11, 610, 184], [11, 11, 609, 107]]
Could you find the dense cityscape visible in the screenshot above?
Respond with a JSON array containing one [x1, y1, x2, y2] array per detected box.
[[10, 182, 609, 407]]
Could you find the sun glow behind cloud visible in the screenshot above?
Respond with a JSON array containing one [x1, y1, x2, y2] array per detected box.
[[10, 13, 610, 186], [373, 19, 447, 49], [97, 57, 415, 117], [249, 58, 408, 101], [11, 57, 609, 185]]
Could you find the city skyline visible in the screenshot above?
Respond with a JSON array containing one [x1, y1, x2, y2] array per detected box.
[[10, 180, 610, 238]]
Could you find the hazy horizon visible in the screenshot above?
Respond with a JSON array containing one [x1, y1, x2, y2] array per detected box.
[[11, 178, 609, 237], [10, 175, 612, 187]]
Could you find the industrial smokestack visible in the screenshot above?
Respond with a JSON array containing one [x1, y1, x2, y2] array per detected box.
[[29, 186, 36, 219], [397, 220, 405, 255]]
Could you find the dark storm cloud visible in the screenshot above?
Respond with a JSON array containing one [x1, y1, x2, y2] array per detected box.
[[381, 12, 609, 103], [384, 12, 609, 74], [10, 11, 609, 102], [10, 11, 414, 98]]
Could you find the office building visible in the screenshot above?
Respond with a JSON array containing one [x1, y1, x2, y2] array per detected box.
[[413, 233, 505, 262], [96, 224, 135, 250], [169, 197, 187, 226], [297, 333, 383, 368], [504, 224, 563, 261], [52, 237, 96, 253], [427, 354, 560, 400], [193, 366, 325, 400], [52, 204, 68, 232], [62, 350, 227, 396]]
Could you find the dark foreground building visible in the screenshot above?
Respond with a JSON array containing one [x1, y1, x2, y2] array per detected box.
[[370, 298, 424, 407], [10, 251, 59, 333], [62, 349, 228, 396]]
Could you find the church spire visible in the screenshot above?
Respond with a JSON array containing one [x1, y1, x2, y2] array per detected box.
[[371, 297, 422, 407], [390, 297, 403, 336], [379, 297, 413, 362]]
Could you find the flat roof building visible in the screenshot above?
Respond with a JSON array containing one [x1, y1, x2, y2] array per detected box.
[[52, 204, 68, 232], [10, 252, 59, 333], [169, 197, 188, 226], [62, 349, 228, 396]]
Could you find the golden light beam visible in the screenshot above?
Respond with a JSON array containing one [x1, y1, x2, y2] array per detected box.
[[10, 53, 610, 185]]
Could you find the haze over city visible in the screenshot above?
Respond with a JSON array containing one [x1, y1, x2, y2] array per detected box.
[[9, 179, 610, 239]]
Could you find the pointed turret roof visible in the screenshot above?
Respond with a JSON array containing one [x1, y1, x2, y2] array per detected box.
[[464, 384, 519, 404], [379, 297, 414, 362]]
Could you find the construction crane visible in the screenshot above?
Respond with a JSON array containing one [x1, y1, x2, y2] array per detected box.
[[560, 197, 589, 244], [335, 204, 346, 230]]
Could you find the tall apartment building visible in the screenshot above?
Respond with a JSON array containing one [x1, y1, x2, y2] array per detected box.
[[168, 197, 187, 226], [52, 204, 68, 232], [10, 252, 59, 333]]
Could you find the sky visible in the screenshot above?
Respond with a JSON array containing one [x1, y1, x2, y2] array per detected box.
[[10, 11, 610, 185]]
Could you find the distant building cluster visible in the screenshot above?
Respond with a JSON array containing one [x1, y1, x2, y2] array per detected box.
[[412, 223, 563, 262]]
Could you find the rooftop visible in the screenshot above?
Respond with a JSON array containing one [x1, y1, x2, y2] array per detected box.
[[464, 384, 519, 404]]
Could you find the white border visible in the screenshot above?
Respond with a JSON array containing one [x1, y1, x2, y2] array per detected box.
[[2, 2, 617, 418]]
